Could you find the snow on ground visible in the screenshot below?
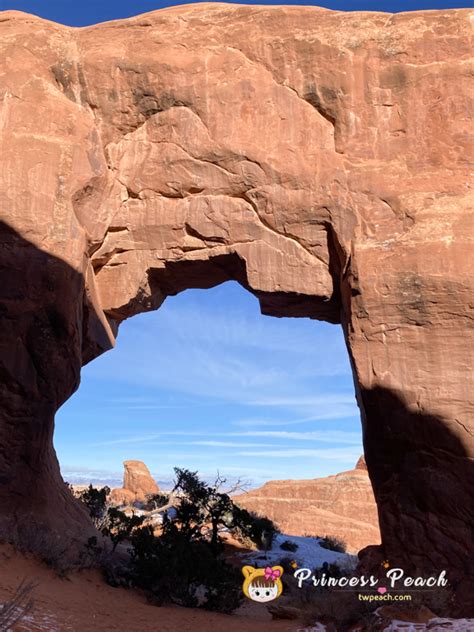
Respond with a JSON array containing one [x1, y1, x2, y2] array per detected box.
[[298, 618, 474, 631], [239, 532, 357, 571], [6, 611, 72, 632], [380, 619, 474, 631]]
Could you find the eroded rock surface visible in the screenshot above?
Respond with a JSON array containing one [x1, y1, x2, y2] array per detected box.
[[110, 460, 160, 504], [0, 3, 473, 610], [234, 459, 380, 552]]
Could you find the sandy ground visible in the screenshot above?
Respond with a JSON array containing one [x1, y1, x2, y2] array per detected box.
[[0, 544, 301, 632]]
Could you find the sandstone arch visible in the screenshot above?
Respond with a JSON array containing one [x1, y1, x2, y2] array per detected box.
[[0, 3, 473, 607]]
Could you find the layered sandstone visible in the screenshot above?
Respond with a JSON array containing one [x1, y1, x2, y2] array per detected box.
[[0, 3, 472, 612], [234, 460, 380, 552], [110, 460, 160, 505]]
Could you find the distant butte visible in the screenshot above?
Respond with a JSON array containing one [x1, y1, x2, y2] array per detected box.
[[234, 458, 380, 552]]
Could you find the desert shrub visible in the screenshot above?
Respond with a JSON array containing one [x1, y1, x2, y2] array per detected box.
[[102, 469, 256, 612], [231, 507, 278, 550], [77, 485, 144, 552], [128, 525, 242, 613], [11, 525, 85, 576], [0, 580, 35, 631], [280, 539, 299, 552], [167, 468, 277, 552], [76, 471, 277, 612], [77, 485, 111, 530], [318, 535, 347, 554], [170, 468, 241, 552], [101, 508, 145, 552]]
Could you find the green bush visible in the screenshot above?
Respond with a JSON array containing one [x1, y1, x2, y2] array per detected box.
[[128, 525, 242, 613], [231, 506, 278, 550], [122, 468, 280, 612], [77, 485, 110, 529], [77, 485, 144, 552], [170, 468, 235, 553], [101, 508, 145, 551], [77, 471, 278, 613]]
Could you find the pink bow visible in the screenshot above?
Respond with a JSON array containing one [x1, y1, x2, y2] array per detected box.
[[264, 566, 281, 581]]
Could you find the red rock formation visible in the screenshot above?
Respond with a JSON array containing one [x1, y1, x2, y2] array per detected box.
[[355, 455, 367, 470], [234, 459, 380, 552], [110, 460, 159, 505], [0, 4, 472, 609]]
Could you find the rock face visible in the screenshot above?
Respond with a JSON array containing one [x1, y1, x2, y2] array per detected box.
[[0, 4, 473, 609], [110, 460, 159, 505], [235, 460, 380, 552], [355, 455, 367, 471]]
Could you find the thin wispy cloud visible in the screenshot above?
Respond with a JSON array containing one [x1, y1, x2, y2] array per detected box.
[[231, 431, 362, 444], [249, 395, 357, 407], [233, 409, 357, 427], [94, 428, 361, 448], [85, 283, 354, 410], [238, 447, 363, 460], [128, 299, 348, 362], [184, 440, 273, 448]]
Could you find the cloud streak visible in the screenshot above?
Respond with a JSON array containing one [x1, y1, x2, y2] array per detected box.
[[93, 428, 362, 447], [84, 285, 355, 413], [230, 430, 362, 444], [237, 447, 362, 460]]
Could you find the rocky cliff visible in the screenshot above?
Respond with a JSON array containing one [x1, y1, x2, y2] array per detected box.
[[235, 458, 380, 553], [0, 3, 472, 611]]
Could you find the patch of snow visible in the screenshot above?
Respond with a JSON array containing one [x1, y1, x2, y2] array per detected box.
[[381, 619, 474, 631], [298, 617, 474, 632], [240, 532, 356, 571], [9, 611, 72, 631], [166, 507, 178, 520]]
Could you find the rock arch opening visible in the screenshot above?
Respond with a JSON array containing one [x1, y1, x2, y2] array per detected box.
[[57, 279, 378, 551], [57, 280, 363, 488]]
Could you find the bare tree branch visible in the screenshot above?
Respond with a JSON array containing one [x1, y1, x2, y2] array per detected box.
[[148, 490, 181, 516]]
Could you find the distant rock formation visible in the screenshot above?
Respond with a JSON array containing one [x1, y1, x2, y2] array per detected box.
[[110, 460, 159, 505], [234, 458, 380, 553]]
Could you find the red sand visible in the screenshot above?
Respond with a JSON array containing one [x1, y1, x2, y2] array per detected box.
[[0, 543, 298, 632]]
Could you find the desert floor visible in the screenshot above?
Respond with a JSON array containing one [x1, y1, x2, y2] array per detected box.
[[0, 543, 300, 632]]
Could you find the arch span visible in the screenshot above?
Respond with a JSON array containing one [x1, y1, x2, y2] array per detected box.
[[0, 4, 472, 607]]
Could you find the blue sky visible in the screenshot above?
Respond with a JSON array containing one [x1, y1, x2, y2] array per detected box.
[[4, 0, 467, 488], [56, 282, 362, 487]]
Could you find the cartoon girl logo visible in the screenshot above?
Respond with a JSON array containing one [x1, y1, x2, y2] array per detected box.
[[242, 565, 284, 603]]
